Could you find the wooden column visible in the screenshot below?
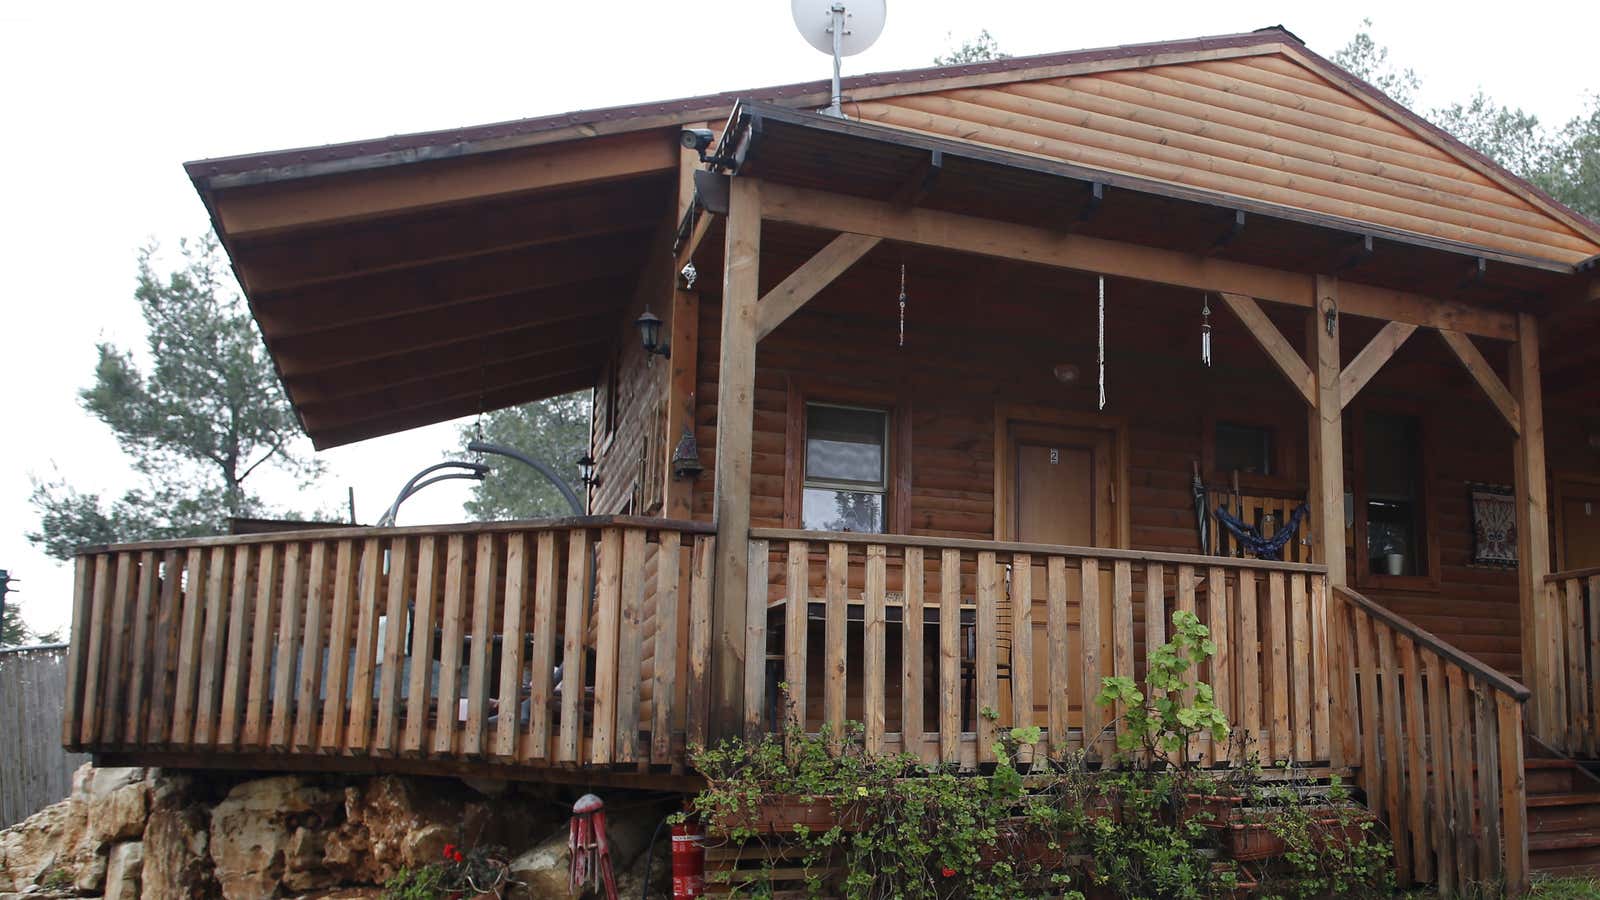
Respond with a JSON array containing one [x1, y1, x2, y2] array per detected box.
[[1511, 311, 1552, 739], [1308, 275, 1346, 587], [663, 287, 700, 520], [710, 176, 761, 739]]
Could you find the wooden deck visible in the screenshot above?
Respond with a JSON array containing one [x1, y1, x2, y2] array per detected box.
[[62, 516, 1538, 889]]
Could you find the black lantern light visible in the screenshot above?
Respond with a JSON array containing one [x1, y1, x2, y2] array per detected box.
[[636, 308, 670, 360], [575, 453, 598, 487], [670, 425, 704, 480]]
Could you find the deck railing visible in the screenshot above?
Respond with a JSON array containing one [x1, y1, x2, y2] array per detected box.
[[1330, 585, 1529, 895], [1543, 568, 1600, 758], [746, 529, 1330, 770], [62, 517, 715, 773]]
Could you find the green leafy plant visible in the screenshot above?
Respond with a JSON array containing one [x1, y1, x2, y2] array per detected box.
[[1094, 609, 1229, 769], [381, 841, 513, 899]]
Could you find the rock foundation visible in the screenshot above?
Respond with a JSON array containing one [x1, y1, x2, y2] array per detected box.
[[0, 766, 673, 899]]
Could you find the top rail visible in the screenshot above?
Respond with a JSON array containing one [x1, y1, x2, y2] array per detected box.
[[73, 515, 716, 556], [749, 528, 1330, 575], [1333, 586, 1528, 700], [1547, 566, 1600, 583]]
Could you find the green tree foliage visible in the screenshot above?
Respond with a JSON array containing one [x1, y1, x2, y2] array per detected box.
[[29, 235, 321, 559], [456, 392, 590, 520], [1335, 21, 1600, 221], [933, 29, 1009, 66]]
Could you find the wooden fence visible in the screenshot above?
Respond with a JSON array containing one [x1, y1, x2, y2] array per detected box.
[[1331, 585, 1529, 895], [1, 645, 89, 827], [746, 529, 1330, 770], [62, 517, 715, 773]]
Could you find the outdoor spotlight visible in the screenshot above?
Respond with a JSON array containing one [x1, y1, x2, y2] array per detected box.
[[636, 308, 670, 360], [1052, 363, 1080, 384], [576, 453, 598, 487]]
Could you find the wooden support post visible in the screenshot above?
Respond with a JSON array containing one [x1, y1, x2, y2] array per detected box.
[[1511, 312, 1552, 739], [1308, 276, 1349, 770], [663, 287, 700, 520], [710, 176, 761, 740]]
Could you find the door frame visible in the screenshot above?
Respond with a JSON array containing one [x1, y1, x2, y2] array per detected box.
[[1553, 471, 1600, 571], [992, 403, 1131, 548]]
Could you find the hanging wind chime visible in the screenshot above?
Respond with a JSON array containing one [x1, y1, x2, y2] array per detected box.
[[1097, 275, 1106, 410], [1200, 293, 1213, 367], [897, 263, 907, 348]]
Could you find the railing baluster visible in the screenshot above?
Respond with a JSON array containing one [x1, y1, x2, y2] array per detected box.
[[1352, 602, 1380, 812], [864, 544, 886, 756], [1474, 682, 1502, 884], [1589, 576, 1600, 757], [976, 550, 998, 764], [1424, 650, 1457, 898], [1265, 571, 1291, 763], [464, 534, 500, 758], [1112, 560, 1135, 758], [433, 535, 470, 758], [269, 544, 304, 752], [901, 547, 924, 762], [493, 532, 527, 761], [1446, 666, 1478, 884], [375, 536, 411, 756], [1290, 573, 1312, 763], [63, 555, 95, 750], [242, 544, 281, 750], [589, 528, 622, 765], [1080, 557, 1103, 760], [100, 552, 136, 747], [1046, 556, 1069, 760], [617, 528, 648, 762], [526, 531, 560, 762], [193, 546, 233, 748], [348, 537, 384, 755], [1011, 554, 1033, 739], [1309, 574, 1331, 762], [939, 548, 960, 764], [742, 539, 769, 745], [1566, 577, 1586, 752], [319, 540, 359, 753], [650, 530, 680, 765], [685, 535, 713, 755], [172, 548, 207, 748], [1376, 625, 1410, 885], [1397, 634, 1432, 885], [216, 544, 255, 749], [784, 540, 809, 744], [1143, 562, 1165, 669], [1203, 565, 1226, 766], [558, 530, 592, 764], [825, 542, 848, 754], [126, 551, 160, 745], [1236, 569, 1261, 763], [1497, 693, 1529, 895], [402, 536, 440, 757]]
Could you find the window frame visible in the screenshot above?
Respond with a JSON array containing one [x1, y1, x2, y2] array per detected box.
[[1201, 412, 1300, 494], [784, 379, 911, 533], [1351, 402, 1441, 592]]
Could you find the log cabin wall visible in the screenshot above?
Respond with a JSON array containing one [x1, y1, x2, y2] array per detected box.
[[684, 242, 1590, 682], [590, 283, 670, 518]]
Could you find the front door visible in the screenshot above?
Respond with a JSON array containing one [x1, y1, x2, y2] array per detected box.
[[1002, 419, 1119, 730], [1561, 480, 1600, 570]]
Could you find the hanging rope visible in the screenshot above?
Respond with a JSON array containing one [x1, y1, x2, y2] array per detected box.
[[1097, 275, 1107, 410], [898, 263, 907, 348]]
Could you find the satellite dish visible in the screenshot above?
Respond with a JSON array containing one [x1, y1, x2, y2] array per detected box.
[[790, 0, 887, 117]]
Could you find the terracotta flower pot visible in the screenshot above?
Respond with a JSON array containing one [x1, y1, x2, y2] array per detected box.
[[712, 794, 860, 835], [1221, 807, 1377, 861]]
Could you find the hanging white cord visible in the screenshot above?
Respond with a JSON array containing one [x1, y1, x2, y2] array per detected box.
[[1097, 275, 1106, 410]]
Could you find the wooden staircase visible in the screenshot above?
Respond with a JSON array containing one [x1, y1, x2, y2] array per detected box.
[[1525, 749, 1600, 876]]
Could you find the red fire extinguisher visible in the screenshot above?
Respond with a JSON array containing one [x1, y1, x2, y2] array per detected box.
[[670, 820, 705, 898]]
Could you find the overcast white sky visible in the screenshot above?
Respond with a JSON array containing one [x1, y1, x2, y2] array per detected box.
[[2, 0, 1596, 637]]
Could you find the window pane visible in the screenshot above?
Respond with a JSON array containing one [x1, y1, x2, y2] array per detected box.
[[803, 488, 884, 533], [1364, 412, 1426, 577], [1215, 422, 1273, 476], [805, 405, 886, 487]]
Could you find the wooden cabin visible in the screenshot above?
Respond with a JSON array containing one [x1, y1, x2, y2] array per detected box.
[[61, 27, 1600, 892]]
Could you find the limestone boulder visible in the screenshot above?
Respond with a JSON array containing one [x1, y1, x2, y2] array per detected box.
[[0, 793, 85, 891], [208, 776, 342, 900], [104, 841, 143, 900], [141, 773, 217, 900]]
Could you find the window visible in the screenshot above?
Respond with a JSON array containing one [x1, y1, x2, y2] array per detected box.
[[802, 403, 889, 533], [1361, 411, 1428, 578], [1215, 422, 1275, 477]]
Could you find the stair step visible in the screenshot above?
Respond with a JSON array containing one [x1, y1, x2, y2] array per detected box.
[[1529, 793, 1600, 809], [1527, 758, 1583, 770], [1530, 829, 1600, 853]]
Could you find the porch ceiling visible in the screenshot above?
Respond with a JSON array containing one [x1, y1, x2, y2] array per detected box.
[[190, 131, 680, 449]]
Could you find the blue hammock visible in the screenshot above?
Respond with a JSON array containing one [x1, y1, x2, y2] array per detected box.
[[1213, 502, 1310, 560]]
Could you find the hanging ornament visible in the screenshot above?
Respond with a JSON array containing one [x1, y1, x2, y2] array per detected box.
[[897, 264, 907, 348], [1097, 275, 1107, 410], [1201, 293, 1213, 368]]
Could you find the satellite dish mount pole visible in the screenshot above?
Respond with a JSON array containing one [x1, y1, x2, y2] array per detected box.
[[826, 2, 846, 118]]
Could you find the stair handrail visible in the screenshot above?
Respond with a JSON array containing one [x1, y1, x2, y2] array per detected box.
[[1334, 586, 1530, 701]]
